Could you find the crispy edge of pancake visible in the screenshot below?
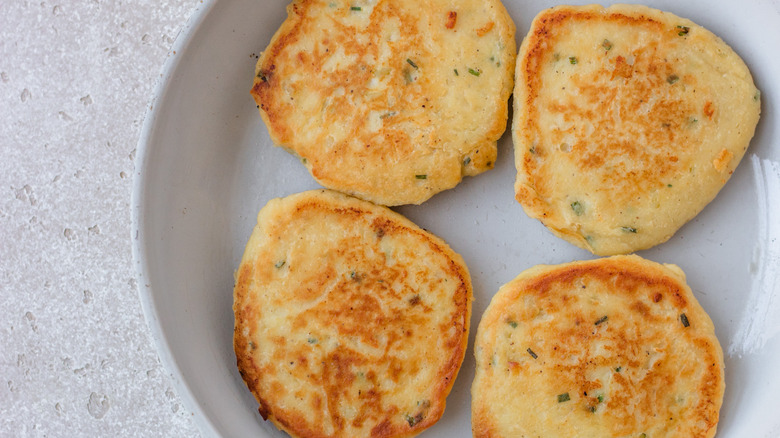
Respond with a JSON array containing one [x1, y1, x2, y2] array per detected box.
[[471, 255, 725, 438], [233, 189, 473, 438], [249, 0, 516, 206], [250, 0, 305, 156], [511, 4, 760, 255]]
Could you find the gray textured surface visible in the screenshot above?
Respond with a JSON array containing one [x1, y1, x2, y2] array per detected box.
[[1, 1, 201, 436]]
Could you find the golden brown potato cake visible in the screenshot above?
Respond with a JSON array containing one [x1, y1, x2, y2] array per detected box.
[[472, 255, 724, 438], [252, 0, 516, 206], [513, 4, 761, 255], [234, 189, 472, 437]]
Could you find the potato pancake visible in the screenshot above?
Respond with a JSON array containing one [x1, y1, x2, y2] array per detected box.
[[252, 0, 516, 206], [472, 255, 724, 438], [234, 189, 472, 437], [513, 5, 761, 255]]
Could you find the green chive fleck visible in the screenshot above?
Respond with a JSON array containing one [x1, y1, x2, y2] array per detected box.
[[468, 68, 481, 76], [754, 90, 761, 101], [274, 260, 286, 269], [415, 174, 427, 180], [621, 226, 638, 233], [569, 56, 578, 65], [571, 201, 584, 216], [667, 74, 679, 84], [405, 413, 423, 426], [615, 366, 622, 372], [350, 6, 362, 11], [640, 434, 647, 438], [589, 406, 597, 413], [597, 394, 604, 403], [307, 337, 318, 344], [602, 39, 613, 51], [454, 68, 459, 76], [527, 348, 538, 359], [406, 58, 418, 69], [508, 320, 518, 329], [403, 69, 413, 84], [595, 315, 608, 325], [558, 393, 571, 403], [529, 146, 536, 154], [667, 184, 673, 187], [677, 25, 690, 36], [585, 235, 594, 244], [681, 313, 690, 327], [463, 156, 471, 166]]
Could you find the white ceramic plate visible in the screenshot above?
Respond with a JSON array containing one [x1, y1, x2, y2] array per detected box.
[[132, 1, 780, 436]]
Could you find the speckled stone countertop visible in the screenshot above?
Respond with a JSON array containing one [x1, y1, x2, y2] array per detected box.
[[1, 1, 201, 435]]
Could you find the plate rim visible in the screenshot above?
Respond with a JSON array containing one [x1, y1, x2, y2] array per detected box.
[[129, 1, 780, 437], [130, 0, 221, 436]]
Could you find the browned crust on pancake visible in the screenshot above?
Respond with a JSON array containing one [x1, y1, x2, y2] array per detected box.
[[518, 8, 678, 202], [251, 1, 315, 144], [234, 189, 472, 437], [472, 255, 724, 438], [512, 5, 760, 255], [251, 0, 516, 205]]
